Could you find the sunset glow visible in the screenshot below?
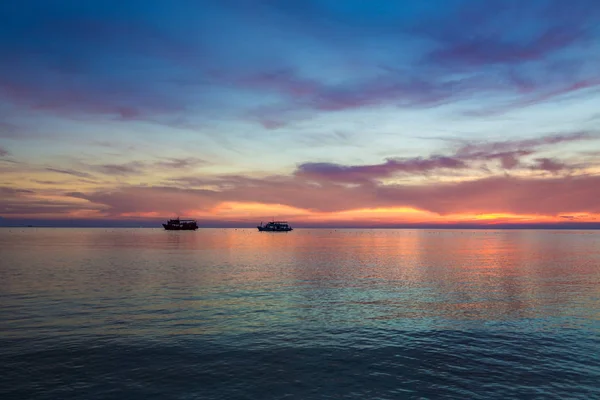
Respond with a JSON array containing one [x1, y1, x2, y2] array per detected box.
[[1, 1, 600, 227]]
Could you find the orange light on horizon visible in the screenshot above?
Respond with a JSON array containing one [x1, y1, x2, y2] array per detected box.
[[99, 204, 600, 225], [5, 195, 599, 225]]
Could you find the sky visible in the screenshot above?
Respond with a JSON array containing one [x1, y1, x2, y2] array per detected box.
[[1, 0, 600, 228]]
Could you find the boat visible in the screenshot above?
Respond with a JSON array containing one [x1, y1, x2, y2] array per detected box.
[[257, 221, 293, 232], [162, 217, 198, 231]]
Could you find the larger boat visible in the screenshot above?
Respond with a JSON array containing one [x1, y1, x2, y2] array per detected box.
[[162, 217, 198, 231], [257, 221, 293, 232]]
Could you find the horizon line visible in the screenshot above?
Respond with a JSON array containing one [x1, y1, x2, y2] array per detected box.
[[1, 218, 600, 230]]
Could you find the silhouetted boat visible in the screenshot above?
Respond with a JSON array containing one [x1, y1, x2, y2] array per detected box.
[[162, 218, 198, 231], [257, 221, 293, 232]]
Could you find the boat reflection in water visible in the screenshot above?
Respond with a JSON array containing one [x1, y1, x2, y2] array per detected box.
[[162, 218, 199, 231], [257, 221, 293, 232]]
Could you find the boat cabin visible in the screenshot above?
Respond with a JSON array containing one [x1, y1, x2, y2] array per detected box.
[[257, 221, 293, 231], [163, 218, 199, 230]]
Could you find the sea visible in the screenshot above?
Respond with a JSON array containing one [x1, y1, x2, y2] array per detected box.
[[1, 228, 599, 399]]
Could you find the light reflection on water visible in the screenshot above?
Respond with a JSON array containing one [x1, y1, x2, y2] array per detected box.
[[1, 228, 600, 399]]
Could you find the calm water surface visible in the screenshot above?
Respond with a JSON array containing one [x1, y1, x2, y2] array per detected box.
[[1, 228, 599, 399]]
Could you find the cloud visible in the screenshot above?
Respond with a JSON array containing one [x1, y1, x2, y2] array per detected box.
[[497, 152, 531, 170], [43, 157, 207, 182], [420, 0, 599, 67], [296, 156, 467, 183], [376, 175, 600, 216], [530, 158, 568, 173], [305, 78, 459, 111], [292, 131, 597, 183], [259, 119, 288, 130], [154, 157, 207, 169], [428, 26, 587, 67], [45, 167, 95, 179], [0, 77, 184, 123], [71, 176, 375, 215], [0, 186, 100, 216], [298, 131, 359, 148], [1, 1, 600, 229], [90, 158, 206, 175], [451, 131, 597, 168], [235, 69, 477, 121], [409, 0, 600, 115], [466, 77, 600, 116], [454, 131, 594, 157], [231, 61, 600, 126], [0, 187, 34, 195], [0, 3, 203, 124], [92, 162, 145, 176], [64, 173, 600, 219], [211, 0, 600, 123], [68, 186, 219, 216], [63, 127, 600, 217], [8, 127, 600, 219], [1, 0, 599, 128]]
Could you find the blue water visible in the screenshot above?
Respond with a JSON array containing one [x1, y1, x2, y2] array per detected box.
[[1, 228, 599, 399]]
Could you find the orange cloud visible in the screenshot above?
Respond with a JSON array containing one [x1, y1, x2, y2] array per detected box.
[[2, 131, 600, 227], [3, 171, 600, 224]]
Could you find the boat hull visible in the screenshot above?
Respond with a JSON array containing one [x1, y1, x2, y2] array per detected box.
[[163, 224, 198, 231], [257, 226, 293, 232]]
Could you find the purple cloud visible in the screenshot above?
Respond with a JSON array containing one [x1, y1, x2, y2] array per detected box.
[[296, 156, 468, 183], [454, 132, 595, 157], [428, 26, 587, 67], [466, 77, 600, 117], [46, 158, 207, 180], [377, 175, 600, 216], [531, 158, 568, 173], [91, 162, 145, 176], [0, 78, 184, 122], [421, 0, 599, 67], [1, 0, 598, 128], [45, 168, 95, 179], [448, 131, 598, 170], [260, 120, 287, 129], [232, 60, 600, 126], [155, 157, 207, 169], [0, 186, 101, 216], [232, 69, 484, 128], [64, 173, 600, 217], [296, 131, 596, 183], [0, 6, 206, 125]]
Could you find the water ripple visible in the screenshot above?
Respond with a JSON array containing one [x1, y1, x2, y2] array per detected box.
[[1, 228, 600, 399]]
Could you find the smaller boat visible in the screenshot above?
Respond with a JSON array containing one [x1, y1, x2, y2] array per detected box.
[[162, 217, 198, 231], [257, 221, 293, 232]]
